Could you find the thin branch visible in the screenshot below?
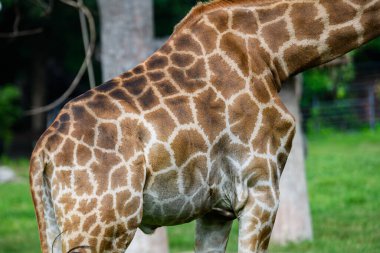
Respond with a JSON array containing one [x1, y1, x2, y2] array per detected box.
[[25, 0, 97, 115], [0, 28, 43, 38], [0, 1, 45, 39], [78, 0, 95, 88]]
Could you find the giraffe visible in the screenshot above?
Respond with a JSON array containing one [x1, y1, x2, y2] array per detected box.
[[29, 0, 380, 252]]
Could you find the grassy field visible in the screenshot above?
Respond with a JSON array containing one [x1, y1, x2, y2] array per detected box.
[[1, 130, 379, 253]]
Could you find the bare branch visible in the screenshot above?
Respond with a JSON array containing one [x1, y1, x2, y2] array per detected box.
[[25, 0, 97, 115]]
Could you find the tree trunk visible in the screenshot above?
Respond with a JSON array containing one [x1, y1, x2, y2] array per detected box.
[[271, 75, 313, 244], [97, 0, 154, 80], [97, 0, 169, 252]]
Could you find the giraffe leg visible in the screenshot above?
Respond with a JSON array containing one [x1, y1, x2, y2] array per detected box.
[[237, 187, 279, 253], [53, 155, 146, 253], [195, 212, 233, 253], [57, 193, 143, 253]]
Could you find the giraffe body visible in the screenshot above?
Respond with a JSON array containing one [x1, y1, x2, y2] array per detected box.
[[30, 0, 380, 252]]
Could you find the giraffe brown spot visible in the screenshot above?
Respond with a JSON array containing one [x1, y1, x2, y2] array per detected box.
[[121, 71, 133, 79], [92, 150, 121, 194], [320, 0, 357, 25], [74, 170, 93, 196], [127, 215, 140, 229], [119, 119, 150, 161], [170, 52, 195, 67], [58, 193, 77, 214], [45, 133, 63, 153], [147, 71, 165, 82], [186, 58, 207, 79], [250, 77, 271, 104], [220, 32, 249, 77], [257, 3, 289, 23], [165, 96, 193, 124], [255, 185, 277, 208], [59, 113, 70, 122], [208, 54, 245, 99], [137, 88, 160, 110], [100, 194, 116, 224], [168, 66, 207, 93], [133, 64, 145, 74], [82, 213, 97, 231], [291, 3, 324, 40], [252, 107, 293, 154], [159, 43, 173, 54], [148, 144, 172, 172], [109, 88, 140, 113], [123, 75, 147, 96], [284, 125, 295, 153], [283, 45, 321, 74], [53, 169, 72, 189], [97, 123, 118, 150], [229, 94, 260, 143], [87, 94, 121, 119], [326, 26, 359, 59], [116, 234, 129, 249], [277, 152, 289, 172], [195, 88, 226, 142], [78, 199, 97, 215], [261, 19, 290, 53], [72, 105, 96, 146], [155, 80, 179, 96], [76, 144, 92, 166], [95, 79, 118, 93], [51, 121, 59, 129], [259, 227, 272, 250], [151, 170, 179, 199], [248, 38, 272, 75], [171, 129, 207, 166], [243, 157, 270, 187], [207, 9, 229, 33], [145, 108, 176, 141], [111, 166, 128, 189], [182, 156, 207, 195], [130, 155, 145, 192], [174, 33, 202, 55], [360, 1, 380, 42], [63, 214, 81, 232], [71, 89, 94, 103], [55, 139, 75, 167], [56, 116, 70, 134], [116, 190, 132, 217], [232, 9, 258, 35], [146, 54, 169, 70], [191, 19, 218, 53], [90, 224, 101, 236], [127, 197, 141, 216]]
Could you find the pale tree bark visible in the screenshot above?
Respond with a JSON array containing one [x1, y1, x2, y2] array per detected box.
[[271, 75, 313, 244], [97, 0, 169, 252]]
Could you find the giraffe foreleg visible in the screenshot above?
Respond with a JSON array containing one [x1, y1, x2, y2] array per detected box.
[[237, 187, 279, 253], [195, 211, 233, 253]]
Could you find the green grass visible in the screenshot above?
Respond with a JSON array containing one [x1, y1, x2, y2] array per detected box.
[[0, 158, 40, 253], [1, 130, 379, 252]]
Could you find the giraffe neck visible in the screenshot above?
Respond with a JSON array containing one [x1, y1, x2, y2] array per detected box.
[[169, 0, 380, 91]]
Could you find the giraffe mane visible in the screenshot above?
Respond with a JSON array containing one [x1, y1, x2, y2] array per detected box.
[[173, 0, 265, 34]]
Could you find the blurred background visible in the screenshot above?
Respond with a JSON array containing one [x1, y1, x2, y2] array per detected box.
[[0, 0, 379, 252]]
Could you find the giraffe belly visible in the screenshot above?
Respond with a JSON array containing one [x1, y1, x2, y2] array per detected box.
[[140, 185, 213, 227]]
